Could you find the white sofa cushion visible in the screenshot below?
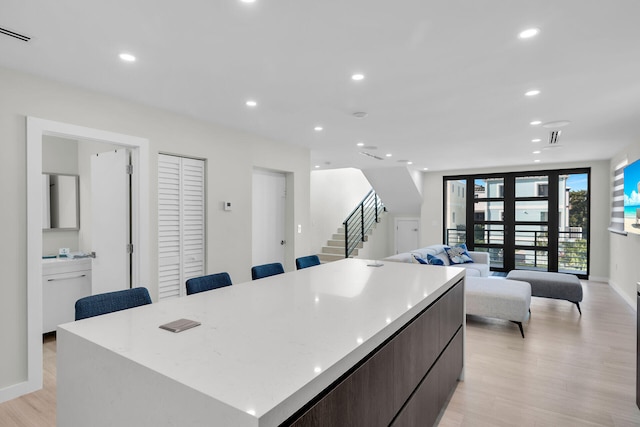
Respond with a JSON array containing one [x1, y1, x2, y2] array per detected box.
[[382, 244, 491, 277]]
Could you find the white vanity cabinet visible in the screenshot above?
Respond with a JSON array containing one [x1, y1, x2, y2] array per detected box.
[[42, 258, 92, 333]]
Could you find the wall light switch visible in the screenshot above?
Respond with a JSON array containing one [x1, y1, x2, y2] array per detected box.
[[224, 201, 232, 211], [297, 224, 302, 233]]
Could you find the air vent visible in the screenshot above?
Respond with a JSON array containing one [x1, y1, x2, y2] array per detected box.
[[0, 27, 31, 42], [359, 151, 384, 160], [549, 130, 561, 145]]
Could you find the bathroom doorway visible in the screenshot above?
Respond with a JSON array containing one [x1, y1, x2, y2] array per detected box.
[[23, 117, 150, 400]]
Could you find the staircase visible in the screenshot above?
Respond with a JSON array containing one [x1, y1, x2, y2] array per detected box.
[[317, 189, 385, 263], [318, 227, 364, 263]]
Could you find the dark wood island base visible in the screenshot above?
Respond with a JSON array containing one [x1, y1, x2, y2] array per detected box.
[[285, 279, 464, 427]]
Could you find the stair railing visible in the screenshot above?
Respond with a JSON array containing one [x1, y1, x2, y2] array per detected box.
[[343, 190, 385, 258]]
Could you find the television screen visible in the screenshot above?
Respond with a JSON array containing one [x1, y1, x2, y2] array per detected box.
[[624, 158, 640, 235]]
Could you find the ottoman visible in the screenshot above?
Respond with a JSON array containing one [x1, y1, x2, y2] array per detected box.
[[506, 270, 583, 314], [466, 277, 532, 338]]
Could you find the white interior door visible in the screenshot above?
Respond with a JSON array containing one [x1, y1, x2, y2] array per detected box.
[[252, 169, 286, 267], [396, 218, 419, 254], [91, 149, 130, 294]]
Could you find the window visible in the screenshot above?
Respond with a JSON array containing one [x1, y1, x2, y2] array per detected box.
[[537, 183, 549, 197], [444, 168, 590, 277]]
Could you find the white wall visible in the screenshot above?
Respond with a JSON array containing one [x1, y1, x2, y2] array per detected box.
[[362, 167, 423, 214], [0, 66, 310, 392], [310, 168, 372, 254], [609, 142, 640, 308], [420, 160, 611, 280], [354, 212, 415, 260]]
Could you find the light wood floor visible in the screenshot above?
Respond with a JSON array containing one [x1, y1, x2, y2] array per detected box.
[[1, 280, 639, 426]]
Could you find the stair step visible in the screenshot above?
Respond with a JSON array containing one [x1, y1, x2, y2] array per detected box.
[[322, 246, 344, 254], [322, 246, 360, 255], [332, 234, 345, 241], [318, 253, 345, 263], [326, 240, 364, 249]]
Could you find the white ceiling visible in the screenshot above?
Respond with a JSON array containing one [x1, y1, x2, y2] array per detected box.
[[2, 0, 640, 172]]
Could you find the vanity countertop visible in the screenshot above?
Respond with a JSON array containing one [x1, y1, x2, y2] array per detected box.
[[42, 257, 91, 274]]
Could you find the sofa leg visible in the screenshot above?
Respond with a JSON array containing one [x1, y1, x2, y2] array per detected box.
[[511, 321, 525, 338], [574, 302, 582, 315]]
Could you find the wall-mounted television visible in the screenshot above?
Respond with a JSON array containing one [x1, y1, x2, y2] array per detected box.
[[624, 158, 640, 235]]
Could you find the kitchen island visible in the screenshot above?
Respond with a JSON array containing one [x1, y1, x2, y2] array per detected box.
[[57, 259, 465, 426]]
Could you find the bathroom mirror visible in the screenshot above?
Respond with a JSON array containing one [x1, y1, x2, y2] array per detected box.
[[42, 173, 80, 230]]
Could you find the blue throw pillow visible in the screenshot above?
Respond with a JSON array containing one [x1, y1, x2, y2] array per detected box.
[[426, 254, 445, 265], [445, 244, 474, 265], [413, 254, 444, 265], [413, 255, 428, 264]]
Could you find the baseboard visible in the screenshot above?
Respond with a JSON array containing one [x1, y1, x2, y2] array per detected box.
[[0, 379, 39, 404], [608, 280, 636, 311], [588, 276, 608, 283]]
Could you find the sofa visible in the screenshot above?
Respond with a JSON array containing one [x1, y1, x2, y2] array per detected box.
[[383, 244, 490, 277]]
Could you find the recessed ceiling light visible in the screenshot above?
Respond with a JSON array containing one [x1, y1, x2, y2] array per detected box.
[[314, 126, 323, 131], [533, 150, 541, 154], [423, 167, 429, 171], [245, 100, 257, 107], [525, 89, 540, 97], [314, 165, 320, 168], [351, 73, 365, 81], [407, 161, 413, 165], [385, 153, 392, 157], [240, 0, 256, 3], [356, 142, 364, 147], [119, 53, 136, 62], [534, 159, 541, 163], [519, 28, 539, 39], [530, 120, 542, 126], [531, 138, 541, 143]]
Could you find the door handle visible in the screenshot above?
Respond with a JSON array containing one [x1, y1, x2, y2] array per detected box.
[[48, 274, 87, 281], [281, 240, 286, 245]]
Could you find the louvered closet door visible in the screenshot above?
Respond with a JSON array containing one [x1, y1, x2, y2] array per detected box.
[[158, 154, 205, 300], [181, 158, 205, 287]]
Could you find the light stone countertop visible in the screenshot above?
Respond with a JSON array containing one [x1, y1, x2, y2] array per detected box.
[[58, 258, 465, 426]]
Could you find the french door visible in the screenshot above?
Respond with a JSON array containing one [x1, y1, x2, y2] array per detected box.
[[444, 168, 590, 278]]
